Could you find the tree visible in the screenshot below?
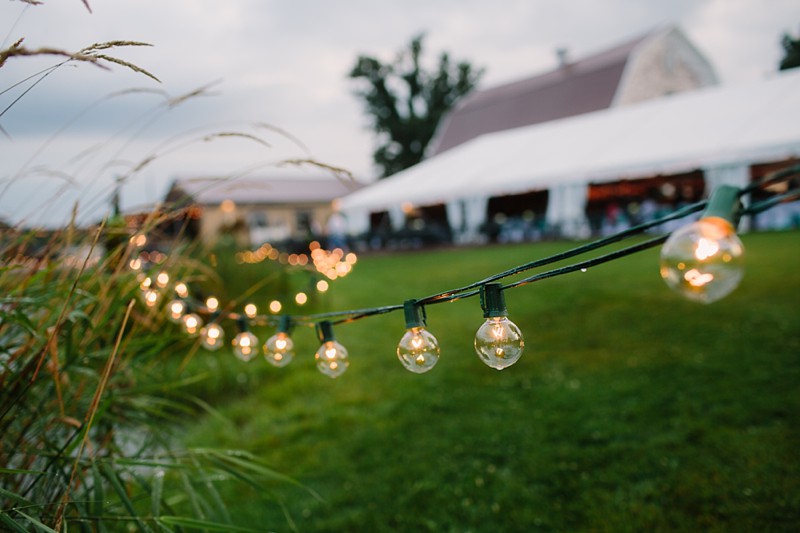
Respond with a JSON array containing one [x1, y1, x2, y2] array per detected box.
[[779, 29, 800, 71], [349, 34, 484, 178]]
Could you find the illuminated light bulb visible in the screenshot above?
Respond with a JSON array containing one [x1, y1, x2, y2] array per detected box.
[[182, 313, 203, 337], [396, 300, 440, 374], [263, 316, 295, 367], [129, 258, 142, 271], [660, 185, 745, 304], [244, 303, 258, 318], [206, 296, 219, 312], [316, 280, 329, 293], [233, 331, 258, 362], [143, 288, 160, 308], [140, 277, 152, 290], [269, 300, 282, 313], [232, 318, 258, 362], [200, 322, 225, 351], [155, 271, 170, 288], [295, 292, 308, 305], [130, 234, 147, 247], [167, 299, 186, 322], [474, 283, 525, 370], [314, 321, 349, 378], [174, 282, 189, 298]]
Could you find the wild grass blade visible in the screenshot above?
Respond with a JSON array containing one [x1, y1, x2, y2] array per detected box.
[[150, 469, 164, 520], [177, 469, 204, 524], [156, 516, 269, 533], [0, 486, 35, 507], [99, 463, 154, 533], [90, 460, 104, 521], [10, 510, 58, 533], [0, 512, 29, 533]]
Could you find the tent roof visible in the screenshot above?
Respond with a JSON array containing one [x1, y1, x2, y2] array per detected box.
[[340, 69, 800, 213]]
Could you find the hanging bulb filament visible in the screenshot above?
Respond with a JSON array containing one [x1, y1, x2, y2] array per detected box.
[[315, 321, 349, 378], [201, 321, 225, 351], [396, 300, 440, 374], [167, 299, 186, 322], [474, 283, 525, 370], [263, 316, 295, 367], [660, 185, 745, 304], [181, 313, 203, 337], [232, 317, 257, 361]]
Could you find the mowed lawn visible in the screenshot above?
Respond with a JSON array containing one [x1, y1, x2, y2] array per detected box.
[[183, 231, 800, 532]]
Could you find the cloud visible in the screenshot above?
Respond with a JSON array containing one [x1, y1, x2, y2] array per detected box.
[[1, 0, 797, 226]]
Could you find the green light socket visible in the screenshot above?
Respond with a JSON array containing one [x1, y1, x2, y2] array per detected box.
[[480, 283, 508, 318], [277, 315, 292, 333], [702, 185, 742, 226], [403, 299, 427, 329], [317, 321, 335, 343]]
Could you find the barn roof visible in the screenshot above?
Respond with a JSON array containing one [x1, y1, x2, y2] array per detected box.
[[427, 31, 652, 156]]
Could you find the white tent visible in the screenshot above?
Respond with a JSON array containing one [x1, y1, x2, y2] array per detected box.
[[339, 68, 800, 239]]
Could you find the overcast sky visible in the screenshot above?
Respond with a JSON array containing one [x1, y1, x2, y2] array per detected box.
[[1, 0, 798, 227]]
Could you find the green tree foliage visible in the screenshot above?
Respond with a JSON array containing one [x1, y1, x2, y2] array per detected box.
[[779, 29, 800, 70], [349, 34, 484, 178]]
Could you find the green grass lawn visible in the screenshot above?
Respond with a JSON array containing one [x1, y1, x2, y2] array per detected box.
[[182, 231, 800, 532]]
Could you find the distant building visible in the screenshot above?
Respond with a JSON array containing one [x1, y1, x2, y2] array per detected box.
[[428, 25, 718, 156], [165, 174, 362, 247]]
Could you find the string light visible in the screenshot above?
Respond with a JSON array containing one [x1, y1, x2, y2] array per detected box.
[[315, 321, 349, 378], [143, 288, 160, 308], [660, 185, 745, 304], [474, 283, 524, 370], [232, 318, 258, 362], [244, 303, 258, 318], [295, 292, 308, 305], [143, 168, 798, 377], [263, 315, 295, 367], [155, 271, 170, 288], [396, 300, 440, 373], [167, 299, 186, 322], [174, 282, 189, 298], [182, 312, 203, 337], [200, 319, 225, 351]]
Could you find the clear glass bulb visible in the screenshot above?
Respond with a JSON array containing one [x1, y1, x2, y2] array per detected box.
[[233, 331, 259, 362], [167, 299, 186, 323], [181, 313, 203, 337], [263, 331, 295, 367], [200, 323, 225, 351], [315, 340, 349, 378], [155, 271, 170, 288], [660, 217, 744, 304], [474, 316, 525, 370], [143, 288, 160, 308], [174, 282, 189, 298], [396, 327, 440, 373]]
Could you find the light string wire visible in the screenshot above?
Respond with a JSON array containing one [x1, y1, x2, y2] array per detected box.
[[167, 164, 799, 330]]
